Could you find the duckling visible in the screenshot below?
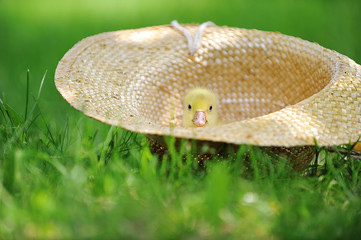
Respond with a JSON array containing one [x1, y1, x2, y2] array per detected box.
[[182, 87, 218, 127]]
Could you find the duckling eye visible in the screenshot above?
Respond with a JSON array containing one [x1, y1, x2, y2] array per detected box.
[[188, 104, 192, 110], [209, 105, 213, 111]]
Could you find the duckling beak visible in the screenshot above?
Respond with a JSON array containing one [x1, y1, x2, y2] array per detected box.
[[193, 111, 207, 127]]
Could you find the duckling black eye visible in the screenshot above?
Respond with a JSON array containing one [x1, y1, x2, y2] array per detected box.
[[209, 105, 213, 111], [188, 104, 192, 110]]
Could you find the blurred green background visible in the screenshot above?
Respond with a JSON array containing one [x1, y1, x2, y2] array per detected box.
[[0, 0, 360, 125]]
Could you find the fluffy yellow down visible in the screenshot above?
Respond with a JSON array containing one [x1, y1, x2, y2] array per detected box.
[[182, 87, 218, 127]]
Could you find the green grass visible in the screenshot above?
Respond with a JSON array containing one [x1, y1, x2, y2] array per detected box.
[[1, 0, 361, 239], [1, 74, 361, 239]]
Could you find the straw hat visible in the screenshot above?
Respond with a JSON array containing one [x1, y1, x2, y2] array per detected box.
[[55, 22, 361, 147]]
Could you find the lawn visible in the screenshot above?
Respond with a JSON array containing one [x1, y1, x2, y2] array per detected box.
[[1, 0, 361, 239]]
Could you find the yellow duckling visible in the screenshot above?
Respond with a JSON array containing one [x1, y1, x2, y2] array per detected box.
[[183, 87, 218, 127]]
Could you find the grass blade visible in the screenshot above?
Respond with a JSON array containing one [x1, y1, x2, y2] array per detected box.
[[37, 70, 47, 100], [28, 70, 47, 118], [0, 97, 6, 119], [24, 69, 30, 121], [3, 101, 24, 126], [3, 152, 15, 194]]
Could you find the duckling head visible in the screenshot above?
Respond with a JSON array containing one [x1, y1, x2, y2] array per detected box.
[[182, 87, 218, 127]]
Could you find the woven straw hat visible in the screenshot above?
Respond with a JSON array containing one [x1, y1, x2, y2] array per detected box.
[[55, 22, 361, 147]]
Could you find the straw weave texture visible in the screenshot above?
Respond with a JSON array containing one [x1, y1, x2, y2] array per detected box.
[[55, 24, 361, 147]]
